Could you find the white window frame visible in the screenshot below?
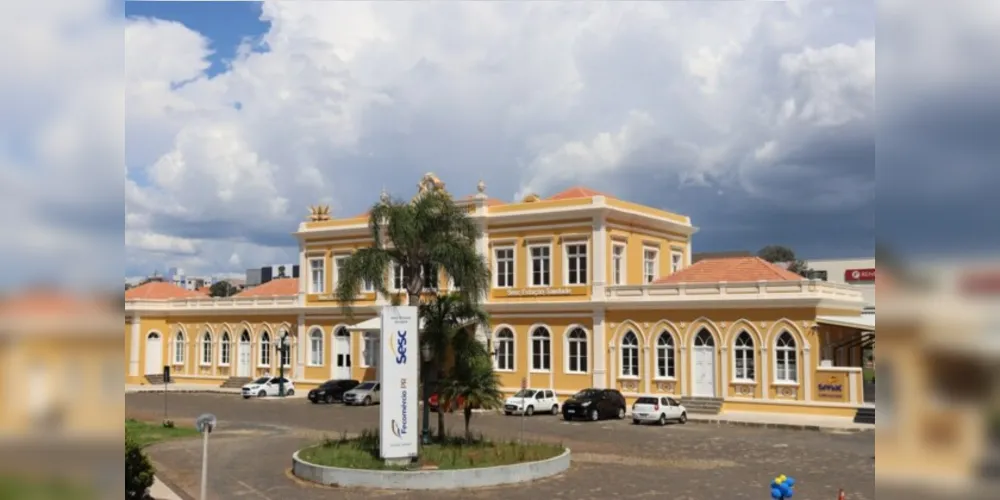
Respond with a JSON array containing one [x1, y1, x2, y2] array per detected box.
[[392, 261, 410, 292], [774, 332, 799, 384], [333, 255, 349, 290], [173, 332, 185, 366], [527, 243, 553, 287], [732, 332, 755, 382], [259, 332, 271, 368], [278, 331, 291, 368], [562, 240, 589, 286], [308, 329, 324, 366], [219, 332, 231, 366], [620, 331, 640, 378], [611, 243, 626, 286], [200, 332, 213, 367], [530, 327, 552, 372], [494, 329, 516, 372], [309, 257, 326, 294], [493, 246, 516, 289], [655, 332, 676, 379], [565, 327, 589, 374], [361, 332, 379, 368], [642, 247, 659, 284], [670, 250, 684, 274], [421, 263, 439, 291]]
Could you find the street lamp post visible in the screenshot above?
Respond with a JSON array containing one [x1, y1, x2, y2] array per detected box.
[[421, 342, 432, 445], [278, 333, 289, 397]]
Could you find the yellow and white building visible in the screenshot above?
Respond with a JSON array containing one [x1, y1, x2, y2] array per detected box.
[[124, 176, 875, 418]]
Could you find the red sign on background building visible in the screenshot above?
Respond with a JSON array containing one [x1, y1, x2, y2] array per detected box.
[[845, 268, 876, 282]]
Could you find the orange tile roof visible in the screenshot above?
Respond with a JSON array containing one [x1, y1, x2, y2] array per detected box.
[[125, 281, 206, 300], [197, 285, 212, 294], [234, 278, 299, 297], [546, 186, 614, 201], [653, 257, 805, 284], [0, 289, 113, 319], [462, 195, 506, 206]]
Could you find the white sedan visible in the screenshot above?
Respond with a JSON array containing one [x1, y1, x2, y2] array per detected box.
[[631, 395, 688, 425], [504, 389, 560, 416], [242, 376, 295, 399]]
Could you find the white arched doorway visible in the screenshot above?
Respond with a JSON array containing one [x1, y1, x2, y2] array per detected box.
[[691, 329, 716, 397], [145, 332, 163, 375], [334, 328, 351, 379], [238, 331, 252, 377]]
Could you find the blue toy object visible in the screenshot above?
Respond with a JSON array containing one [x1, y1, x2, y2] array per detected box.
[[769, 475, 796, 499]]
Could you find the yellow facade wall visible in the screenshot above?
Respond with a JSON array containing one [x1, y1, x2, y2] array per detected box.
[[487, 224, 594, 302], [606, 226, 688, 285], [487, 315, 594, 396]]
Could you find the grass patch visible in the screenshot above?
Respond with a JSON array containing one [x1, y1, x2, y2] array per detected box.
[[0, 476, 96, 500], [298, 429, 564, 471], [863, 368, 875, 383], [125, 418, 200, 448]]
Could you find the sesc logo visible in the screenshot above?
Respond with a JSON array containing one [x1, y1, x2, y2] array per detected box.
[[390, 330, 408, 365]]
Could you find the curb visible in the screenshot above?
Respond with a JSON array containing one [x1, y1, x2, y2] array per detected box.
[[687, 417, 873, 433]]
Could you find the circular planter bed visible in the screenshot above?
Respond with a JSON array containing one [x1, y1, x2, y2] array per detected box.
[[292, 432, 570, 490]]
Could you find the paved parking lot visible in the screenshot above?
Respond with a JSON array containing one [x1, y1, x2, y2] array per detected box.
[[128, 393, 875, 500]]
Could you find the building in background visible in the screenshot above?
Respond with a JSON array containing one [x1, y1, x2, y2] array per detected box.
[[806, 258, 876, 315], [245, 264, 299, 288]]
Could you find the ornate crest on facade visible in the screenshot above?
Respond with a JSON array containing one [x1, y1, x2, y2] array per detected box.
[[416, 172, 447, 196], [522, 193, 541, 203], [308, 205, 331, 222]]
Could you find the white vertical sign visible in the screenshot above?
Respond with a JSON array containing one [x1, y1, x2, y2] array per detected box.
[[379, 306, 419, 459]]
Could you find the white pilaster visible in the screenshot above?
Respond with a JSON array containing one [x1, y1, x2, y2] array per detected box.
[[679, 345, 688, 396], [643, 345, 651, 394], [296, 314, 306, 379], [591, 202, 607, 297], [129, 316, 140, 376], [760, 347, 770, 400], [803, 346, 812, 401], [592, 310, 607, 387], [720, 346, 728, 398]]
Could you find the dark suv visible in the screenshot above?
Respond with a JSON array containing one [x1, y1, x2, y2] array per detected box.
[[308, 379, 360, 404], [561, 388, 627, 421]]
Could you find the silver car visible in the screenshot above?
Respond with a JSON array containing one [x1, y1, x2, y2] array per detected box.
[[342, 381, 381, 406]]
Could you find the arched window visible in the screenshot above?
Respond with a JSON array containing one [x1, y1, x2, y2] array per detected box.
[[279, 331, 291, 367], [531, 327, 551, 371], [219, 332, 231, 366], [494, 329, 515, 371], [775, 332, 798, 383], [656, 332, 675, 378], [260, 332, 271, 367], [695, 329, 714, 347], [362, 332, 379, 368], [201, 332, 213, 366], [566, 328, 588, 373], [309, 329, 324, 366], [733, 332, 755, 381], [621, 331, 639, 378], [174, 332, 185, 365]]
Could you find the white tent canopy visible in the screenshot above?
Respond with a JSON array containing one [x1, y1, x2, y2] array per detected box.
[[816, 315, 876, 331]]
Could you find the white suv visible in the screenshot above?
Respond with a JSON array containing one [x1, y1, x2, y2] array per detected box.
[[241, 376, 295, 399], [631, 395, 687, 425], [504, 389, 559, 416]]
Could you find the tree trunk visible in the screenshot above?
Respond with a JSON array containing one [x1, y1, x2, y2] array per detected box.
[[464, 406, 473, 443]]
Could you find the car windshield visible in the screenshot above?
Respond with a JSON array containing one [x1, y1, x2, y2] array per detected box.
[[252, 377, 270, 384], [514, 390, 537, 398], [321, 381, 340, 388], [636, 397, 658, 404], [573, 389, 600, 399], [356, 382, 375, 390]]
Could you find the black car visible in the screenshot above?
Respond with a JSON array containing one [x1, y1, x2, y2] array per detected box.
[[308, 379, 360, 404], [561, 388, 627, 421]]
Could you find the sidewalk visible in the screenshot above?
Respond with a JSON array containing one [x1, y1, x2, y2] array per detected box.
[[150, 477, 184, 500], [126, 384, 306, 399], [687, 410, 874, 433]]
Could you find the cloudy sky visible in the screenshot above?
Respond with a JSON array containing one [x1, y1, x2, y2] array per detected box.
[[7, 1, 999, 287]]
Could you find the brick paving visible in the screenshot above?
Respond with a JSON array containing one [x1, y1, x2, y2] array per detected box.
[[128, 393, 875, 500]]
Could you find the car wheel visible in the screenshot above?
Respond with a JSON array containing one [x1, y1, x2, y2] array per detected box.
[[659, 414, 668, 426], [504, 411, 512, 416], [363, 396, 372, 406], [258, 390, 266, 398], [525, 406, 535, 416], [590, 409, 599, 422], [243, 395, 250, 400], [679, 412, 688, 424], [632, 419, 640, 425], [617, 407, 626, 419], [551, 404, 559, 415], [286, 389, 295, 396], [324, 394, 334, 404]]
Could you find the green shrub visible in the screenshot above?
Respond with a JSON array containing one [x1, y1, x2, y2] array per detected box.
[[125, 431, 154, 499]]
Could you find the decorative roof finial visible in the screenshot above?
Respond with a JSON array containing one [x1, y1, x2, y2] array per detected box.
[[308, 204, 331, 222], [477, 179, 486, 194], [380, 186, 390, 204]]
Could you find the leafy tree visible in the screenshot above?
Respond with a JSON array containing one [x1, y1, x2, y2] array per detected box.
[[125, 431, 154, 499], [757, 245, 811, 277], [209, 280, 239, 297], [419, 292, 490, 439], [334, 188, 491, 310], [438, 352, 504, 443]]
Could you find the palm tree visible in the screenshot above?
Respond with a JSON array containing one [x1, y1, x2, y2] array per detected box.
[[438, 353, 504, 443], [419, 292, 490, 439]]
